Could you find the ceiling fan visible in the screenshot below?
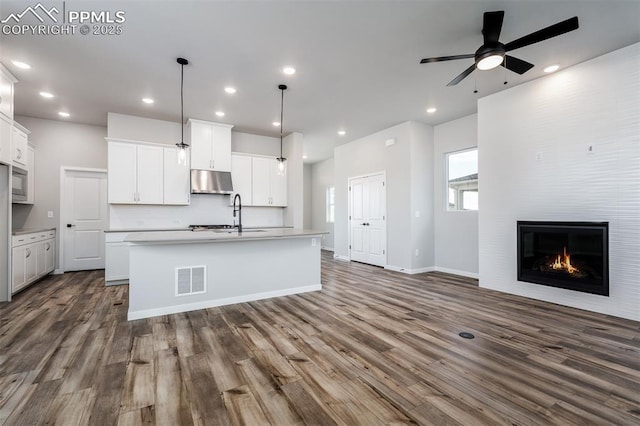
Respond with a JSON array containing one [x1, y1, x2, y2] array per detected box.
[[420, 11, 579, 86]]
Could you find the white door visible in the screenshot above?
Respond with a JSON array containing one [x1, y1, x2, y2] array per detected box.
[[62, 169, 108, 271], [348, 172, 386, 267]]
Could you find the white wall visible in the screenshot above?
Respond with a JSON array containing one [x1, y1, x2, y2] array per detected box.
[[434, 114, 478, 277], [283, 132, 304, 229], [478, 42, 640, 321], [12, 116, 107, 231], [310, 158, 335, 250], [303, 164, 312, 228], [334, 121, 435, 272]]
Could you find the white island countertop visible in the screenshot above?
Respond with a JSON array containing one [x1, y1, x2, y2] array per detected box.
[[125, 228, 327, 244]]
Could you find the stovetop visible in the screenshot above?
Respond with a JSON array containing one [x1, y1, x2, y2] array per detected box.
[[189, 224, 236, 231]]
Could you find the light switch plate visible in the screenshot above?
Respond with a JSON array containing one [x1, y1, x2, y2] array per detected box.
[[47, 211, 53, 218]]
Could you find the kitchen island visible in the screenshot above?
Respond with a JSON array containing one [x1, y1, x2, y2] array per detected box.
[[125, 229, 326, 320]]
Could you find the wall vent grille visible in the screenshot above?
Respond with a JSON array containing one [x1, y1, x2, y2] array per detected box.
[[175, 265, 207, 296]]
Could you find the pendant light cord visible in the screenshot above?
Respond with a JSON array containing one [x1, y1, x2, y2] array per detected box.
[[280, 87, 284, 158], [181, 62, 184, 145]]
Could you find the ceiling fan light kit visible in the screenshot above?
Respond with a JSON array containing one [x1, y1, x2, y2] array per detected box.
[[420, 11, 579, 86]]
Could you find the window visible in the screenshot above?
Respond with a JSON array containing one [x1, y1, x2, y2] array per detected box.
[[446, 148, 478, 211], [326, 186, 335, 223]]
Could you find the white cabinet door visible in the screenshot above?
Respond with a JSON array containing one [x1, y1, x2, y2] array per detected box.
[[0, 117, 11, 164], [0, 67, 15, 120], [12, 127, 27, 167], [108, 141, 137, 203], [25, 244, 37, 283], [163, 147, 190, 205], [189, 121, 213, 170], [212, 126, 232, 171], [136, 145, 164, 204], [11, 246, 26, 293], [231, 154, 252, 205], [44, 239, 55, 273], [105, 234, 130, 283], [270, 160, 287, 206], [252, 157, 272, 206], [36, 241, 46, 277]]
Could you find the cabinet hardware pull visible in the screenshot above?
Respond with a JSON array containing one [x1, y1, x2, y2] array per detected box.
[[26, 248, 31, 257]]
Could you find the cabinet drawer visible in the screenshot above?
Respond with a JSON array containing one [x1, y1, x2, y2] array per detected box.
[[12, 233, 37, 247]]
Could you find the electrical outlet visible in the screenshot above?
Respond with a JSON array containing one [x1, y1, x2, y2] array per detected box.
[[415, 249, 419, 257], [312, 238, 317, 247], [47, 211, 54, 218]]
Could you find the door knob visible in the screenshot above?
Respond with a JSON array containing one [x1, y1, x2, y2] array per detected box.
[[67, 224, 76, 228]]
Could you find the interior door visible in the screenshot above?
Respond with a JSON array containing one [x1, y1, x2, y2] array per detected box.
[[62, 169, 108, 271], [349, 173, 386, 267], [349, 177, 368, 263]]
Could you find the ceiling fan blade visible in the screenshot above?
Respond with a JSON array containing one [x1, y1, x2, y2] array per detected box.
[[447, 64, 476, 86], [420, 54, 474, 64], [482, 11, 505, 44], [501, 55, 534, 74], [505, 16, 579, 52]]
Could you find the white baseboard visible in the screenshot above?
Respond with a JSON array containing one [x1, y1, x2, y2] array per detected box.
[[128, 284, 322, 321], [333, 254, 350, 262], [321, 246, 334, 252], [53, 269, 64, 275], [384, 265, 436, 275], [434, 267, 479, 279]]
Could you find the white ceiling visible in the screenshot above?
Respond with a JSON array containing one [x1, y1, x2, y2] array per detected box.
[[1, 1, 639, 162]]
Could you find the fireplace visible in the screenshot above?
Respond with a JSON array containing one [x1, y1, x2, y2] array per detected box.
[[517, 221, 609, 296]]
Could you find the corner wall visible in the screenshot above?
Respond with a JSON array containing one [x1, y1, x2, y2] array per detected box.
[[478, 42, 640, 321], [310, 158, 335, 250], [433, 114, 478, 277]]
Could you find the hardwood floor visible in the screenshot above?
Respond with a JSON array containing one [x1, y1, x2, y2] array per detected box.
[[1, 251, 639, 425]]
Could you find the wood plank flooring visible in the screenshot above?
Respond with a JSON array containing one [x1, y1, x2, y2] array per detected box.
[[1, 251, 639, 425]]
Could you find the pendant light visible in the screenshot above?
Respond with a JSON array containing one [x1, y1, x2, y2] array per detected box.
[[176, 57, 189, 165], [276, 84, 287, 176]]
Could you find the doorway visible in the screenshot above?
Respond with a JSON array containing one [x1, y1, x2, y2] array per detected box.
[[348, 172, 386, 267], [60, 168, 108, 272]]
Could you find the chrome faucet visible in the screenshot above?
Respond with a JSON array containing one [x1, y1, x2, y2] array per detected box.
[[232, 194, 242, 232]]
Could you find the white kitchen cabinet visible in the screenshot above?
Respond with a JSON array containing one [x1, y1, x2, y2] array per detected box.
[[11, 229, 56, 294], [231, 154, 253, 205], [105, 232, 129, 285], [11, 126, 28, 168], [0, 64, 16, 120], [0, 116, 11, 164], [107, 140, 164, 204], [251, 157, 287, 207], [188, 119, 233, 171], [163, 147, 190, 205]]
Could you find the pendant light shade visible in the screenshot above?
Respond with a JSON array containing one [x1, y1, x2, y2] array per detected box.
[[276, 84, 287, 176], [176, 57, 189, 164]]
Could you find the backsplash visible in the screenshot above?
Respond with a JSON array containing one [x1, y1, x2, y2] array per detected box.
[[108, 194, 284, 230]]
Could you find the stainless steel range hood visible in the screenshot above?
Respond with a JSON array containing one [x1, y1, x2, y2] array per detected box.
[[191, 169, 234, 194]]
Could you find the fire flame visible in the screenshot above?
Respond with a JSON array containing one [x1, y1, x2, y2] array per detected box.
[[550, 246, 579, 274]]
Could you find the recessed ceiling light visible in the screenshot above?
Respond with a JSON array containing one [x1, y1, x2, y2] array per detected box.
[[338, 130, 346, 136], [282, 66, 296, 75], [215, 111, 225, 117], [543, 64, 560, 73], [11, 60, 31, 69], [224, 87, 236, 94], [58, 111, 70, 118], [426, 107, 437, 114], [142, 97, 154, 104], [272, 121, 281, 127], [39, 91, 54, 98]]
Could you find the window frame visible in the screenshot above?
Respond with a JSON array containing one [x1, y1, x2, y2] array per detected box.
[[445, 147, 478, 212], [326, 185, 335, 223]]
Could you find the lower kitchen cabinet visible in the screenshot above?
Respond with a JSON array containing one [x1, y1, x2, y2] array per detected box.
[[11, 229, 56, 294], [105, 232, 129, 285]]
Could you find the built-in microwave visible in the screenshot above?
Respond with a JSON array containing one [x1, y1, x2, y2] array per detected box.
[[11, 167, 27, 202]]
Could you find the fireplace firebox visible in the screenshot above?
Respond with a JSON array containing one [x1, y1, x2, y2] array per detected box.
[[517, 221, 609, 296]]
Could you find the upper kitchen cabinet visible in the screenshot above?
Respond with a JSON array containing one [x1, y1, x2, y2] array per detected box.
[[11, 123, 29, 168], [107, 140, 164, 204], [163, 146, 190, 205], [0, 64, 17, 120], [251, 157, 287, 207], [188, 119, 233, 172]]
